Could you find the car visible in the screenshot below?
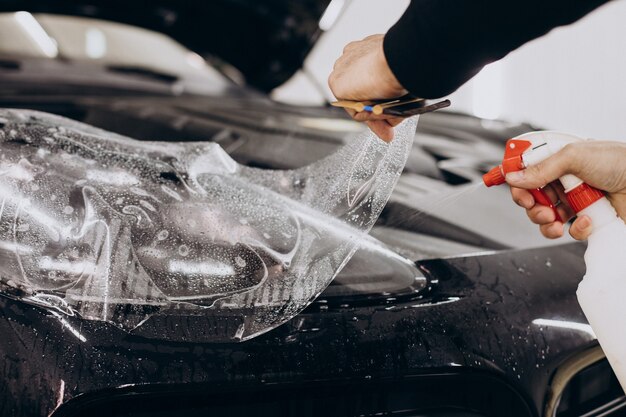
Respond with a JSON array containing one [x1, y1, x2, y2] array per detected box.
[[0, 3, 624, 417]]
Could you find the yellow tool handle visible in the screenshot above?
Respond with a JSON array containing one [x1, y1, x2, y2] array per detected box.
[[331, 100, 373, 112], [331, 96, 425, 115]]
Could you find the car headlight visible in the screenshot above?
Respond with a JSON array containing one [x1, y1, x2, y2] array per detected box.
[[0, 108, 419, 342]]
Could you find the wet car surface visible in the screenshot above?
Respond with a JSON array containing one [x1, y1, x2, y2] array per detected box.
[[0, 8, 625, 417]]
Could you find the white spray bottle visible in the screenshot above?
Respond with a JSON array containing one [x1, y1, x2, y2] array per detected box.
[[483, 131, 626, 390]]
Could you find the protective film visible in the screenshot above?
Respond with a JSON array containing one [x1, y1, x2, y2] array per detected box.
[[0, 109, 417, 341]]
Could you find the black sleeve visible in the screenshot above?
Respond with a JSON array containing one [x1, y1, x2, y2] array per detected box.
[[383, 0, 611, 98]]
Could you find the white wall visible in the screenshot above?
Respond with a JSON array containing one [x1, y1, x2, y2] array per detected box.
[[274, 0, 626, 141], [452, 0, 626, 140]]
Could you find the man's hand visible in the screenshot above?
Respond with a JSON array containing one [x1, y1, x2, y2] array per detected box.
[[506, 141, 626, 240], [328, 34, 408, 142]]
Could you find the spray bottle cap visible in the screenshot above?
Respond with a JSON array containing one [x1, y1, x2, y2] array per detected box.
[[566, 183, 605, 213]]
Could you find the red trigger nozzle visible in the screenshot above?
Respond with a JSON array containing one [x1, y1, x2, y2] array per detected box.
[[483, 166, 505, 187]]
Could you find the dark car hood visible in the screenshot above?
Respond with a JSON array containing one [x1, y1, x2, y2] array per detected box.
[[0, 241, 596, 417], [0, 0, 331, 91]]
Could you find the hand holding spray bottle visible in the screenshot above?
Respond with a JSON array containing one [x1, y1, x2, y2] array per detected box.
[[483, 131, 626, 390]]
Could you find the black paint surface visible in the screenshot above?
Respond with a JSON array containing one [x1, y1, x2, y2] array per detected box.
[[0, 242, 596, 416]]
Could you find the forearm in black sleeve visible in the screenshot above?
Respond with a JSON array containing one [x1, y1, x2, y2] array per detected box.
[[383, 0, 611, 98]]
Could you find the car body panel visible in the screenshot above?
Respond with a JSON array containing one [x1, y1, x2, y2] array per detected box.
[[0, 242, 592, 416]]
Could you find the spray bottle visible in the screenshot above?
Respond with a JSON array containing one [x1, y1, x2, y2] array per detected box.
[[483, 131, 626, 390]]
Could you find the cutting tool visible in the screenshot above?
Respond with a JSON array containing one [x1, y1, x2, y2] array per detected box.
[[331, 95, 450, 117]]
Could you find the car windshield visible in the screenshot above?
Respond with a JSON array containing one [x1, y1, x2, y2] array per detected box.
[[0, 12, 230, 89]]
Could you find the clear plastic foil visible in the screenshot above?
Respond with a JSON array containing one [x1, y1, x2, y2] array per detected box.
[[0, 109, 417, 341]]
